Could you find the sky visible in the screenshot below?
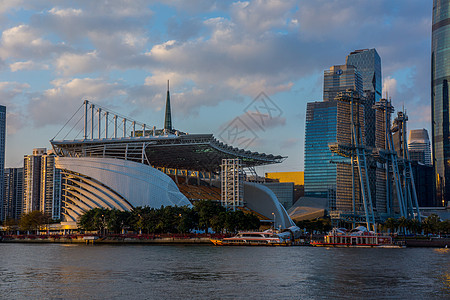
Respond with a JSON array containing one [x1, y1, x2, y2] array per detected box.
[[0, 0, 433, 174]]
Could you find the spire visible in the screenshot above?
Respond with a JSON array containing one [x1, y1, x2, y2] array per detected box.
[[164, 80, 172, 131]]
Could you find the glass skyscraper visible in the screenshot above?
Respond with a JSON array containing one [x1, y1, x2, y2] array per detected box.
[[304, 100, 345, 200], [432, 0, 450, 206], [345, 49, 382, 102], [0, 105, 5, 221]]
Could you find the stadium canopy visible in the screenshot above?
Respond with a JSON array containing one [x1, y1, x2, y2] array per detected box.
[[51, 133, 285, 172]]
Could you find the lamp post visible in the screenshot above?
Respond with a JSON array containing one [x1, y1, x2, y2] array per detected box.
[[272, 213, 276, 231]]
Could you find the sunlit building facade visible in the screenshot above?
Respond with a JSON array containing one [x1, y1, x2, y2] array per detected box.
[[432, 0, 450, 206], [323, 65, 363, 101]]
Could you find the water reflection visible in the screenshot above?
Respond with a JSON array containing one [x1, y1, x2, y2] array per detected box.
[[0, 244, 449, 299]]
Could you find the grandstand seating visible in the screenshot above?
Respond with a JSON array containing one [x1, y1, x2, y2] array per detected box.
[[168, 175, 221, 201]]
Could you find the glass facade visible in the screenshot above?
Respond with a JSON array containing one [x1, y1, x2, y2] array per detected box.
[[304, 100, 346, 198], [0, 106, 5, 221], [345, 49, 382, 102], [323, 65, 363, 101], [432, 0, 450, 206]]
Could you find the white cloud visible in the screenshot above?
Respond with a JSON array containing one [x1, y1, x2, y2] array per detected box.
[[383, 76, 397, 99], [10, 60, 49, 72], [55, 51, 102, 76], [48, 7, 82, 17], [30, 78, 126, 127]]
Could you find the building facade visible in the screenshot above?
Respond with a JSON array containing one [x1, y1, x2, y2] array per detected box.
[[23, 148, 46, 214], [0, 105, 5, 221], [304, 100, 345, 200], [408, 129, 432, 165], [432, 0, 450, 206], [41, 154, 62, 220], [3, 168, 23, 221], [263, 182, 294, 210], [323, 65, 363, 101], [345, 49, 382, 102]]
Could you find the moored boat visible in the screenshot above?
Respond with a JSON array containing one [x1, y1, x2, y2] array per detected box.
[[311, 226, 404, 248], [210, 230, 291, 246]]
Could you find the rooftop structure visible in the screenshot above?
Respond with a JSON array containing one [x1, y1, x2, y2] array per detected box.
[[408, 129, 432, 165]]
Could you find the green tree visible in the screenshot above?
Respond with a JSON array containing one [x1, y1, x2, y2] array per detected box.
[[384, 218, 398, 233], [19, 211, 48, 233], [194, 200, 225, 233]]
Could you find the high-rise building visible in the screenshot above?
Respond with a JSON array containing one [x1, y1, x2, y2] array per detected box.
[[0, 105, 5, 221], [346, 49, 382, 102], [41, 153, 61, 220], [323, 65, 363, 101], [346, 49, 382, 148], [432, 0, 450, 206], [304, 100, 346, 201], [3, 168, 23, 221], [23, 148, 46, 214], [408, 129, 432, 165]]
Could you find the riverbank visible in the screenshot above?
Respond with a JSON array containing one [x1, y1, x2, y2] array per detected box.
[[0, 234, 219, 245]]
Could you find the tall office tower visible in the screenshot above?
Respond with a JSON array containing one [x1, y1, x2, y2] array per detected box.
[[408, 129, 432, 165], [23, 148, 46, 214], [3, 168, 23, 221], [40, 153, 61, 220], [323, 65, 363, 101], [304, 100, 346, 205], [374, 100, 392, 215], [0, 105, 5, 222], [432, 0, 450, 206], [346, 49, 382, 101], [346, 49, 382, 147]]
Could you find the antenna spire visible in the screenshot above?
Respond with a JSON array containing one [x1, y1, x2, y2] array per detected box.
[[164, 80, 172, 132]]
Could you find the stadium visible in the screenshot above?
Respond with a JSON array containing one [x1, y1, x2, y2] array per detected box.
[[51, 85, 296, 231]]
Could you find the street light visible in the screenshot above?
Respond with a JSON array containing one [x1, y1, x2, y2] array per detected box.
[[272, 212, 276, 231]]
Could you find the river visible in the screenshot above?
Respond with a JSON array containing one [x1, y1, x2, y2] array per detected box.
[[0, 243, 449, 299]]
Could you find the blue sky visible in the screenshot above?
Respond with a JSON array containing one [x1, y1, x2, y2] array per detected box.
[[0, 0, 432, 174]]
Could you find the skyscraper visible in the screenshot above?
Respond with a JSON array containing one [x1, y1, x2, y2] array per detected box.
[[323, 65, 363, 101], [23, 148, 46, 214], [304, 100, 345, 202], [41, 153, 62, 220], [408, 129, 432, 165], [0, 105, 5, 221], [432, 0, 450, 206], [346, 49, 382, 101], [3, 168, 23, 221]]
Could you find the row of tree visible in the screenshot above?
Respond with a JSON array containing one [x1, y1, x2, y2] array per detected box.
[[382, 214, 450, 235], [78, 200, 261, 234], [2, 211, 60, 233], [294, 214, 450, 235]]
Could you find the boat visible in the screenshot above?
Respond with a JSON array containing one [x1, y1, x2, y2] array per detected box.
[[210, 230, 291, 246], [311, 226, 404, 248]]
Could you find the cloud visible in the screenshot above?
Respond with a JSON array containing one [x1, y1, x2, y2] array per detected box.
[[0, 81, 31, 133], [382, 76, 397, 99], [0, 24, 66, 60], [29, 77, 126, 127], [55, 51, 103, 76], [10, 60, 49, 72]]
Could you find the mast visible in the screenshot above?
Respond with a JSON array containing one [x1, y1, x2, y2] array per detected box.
[[164, 80, 172, 132]]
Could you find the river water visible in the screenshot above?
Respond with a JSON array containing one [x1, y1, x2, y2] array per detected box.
[[0, 243, 449, 299]]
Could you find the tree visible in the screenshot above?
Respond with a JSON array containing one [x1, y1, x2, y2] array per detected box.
[[384, 218, 398, 233], [194, 200, 225, 233], [19, 211, 48, 233]]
